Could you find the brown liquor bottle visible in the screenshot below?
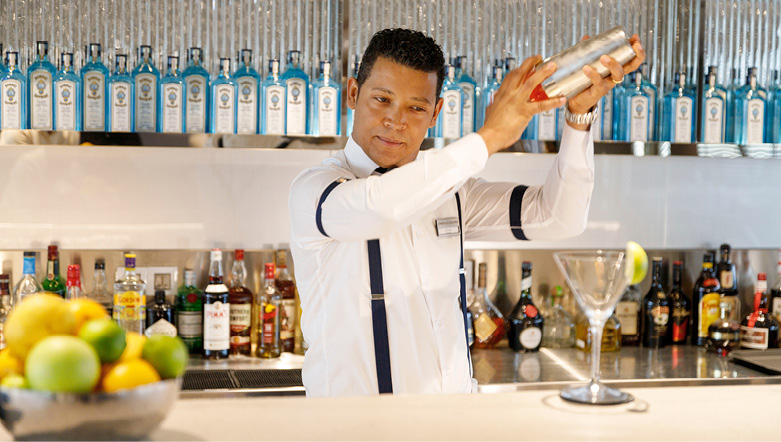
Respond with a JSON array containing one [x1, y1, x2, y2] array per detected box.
[[275, 250, 297, 353], [228, 249, 253, 356], [203, 249, 230, 360]]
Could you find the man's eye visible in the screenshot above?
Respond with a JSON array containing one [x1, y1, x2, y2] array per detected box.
[[375, 97, 388, 103], [412, 107, 425, 112]]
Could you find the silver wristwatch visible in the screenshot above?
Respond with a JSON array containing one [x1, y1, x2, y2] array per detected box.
[[564, 105, 600, 126]]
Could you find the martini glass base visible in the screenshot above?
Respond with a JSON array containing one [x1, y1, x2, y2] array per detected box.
[[560, 381, 634, 405]]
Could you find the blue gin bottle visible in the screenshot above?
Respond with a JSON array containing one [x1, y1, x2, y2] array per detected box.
[[310, 59, 341, 137], [234, 49, 261, 135], [619, 71, 652, 142], [766, 70, 780, 139], [159, 55, 185, 133], [482, 65, 503, 125], [639, 64, 658, 141], [592, 88, 616, 141], [345, 55, 360, 137], [435, 65, 464, 139], [611, 76, 630, 140], [80, 43, 109, 132], [0, 52, 27, 129], [454, 56, 478, 135], [27, 41, 56, 130], [701, 66, 728, 144], [54, 53, 82, 131], [260, 59, 285, 135], [733, 67, 768, 144], [662, 71, 695, 143], [772, 84, 781, 143], [182, 48, 210, 133], [725, 68, 741, 143], [209, 58, 237, 134], [281, 50, 309, 135], [107, 54, 134, 132], [0, 44, 4, 73], [132, 45, 160, 132]]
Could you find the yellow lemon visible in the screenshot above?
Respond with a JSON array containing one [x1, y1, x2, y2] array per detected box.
[[102, 359, 160, 393], [67, 299, 110, 333], [626, 241, 649, 285], [119, 332, 146, 361], [5, 294, 77, 360], [0, 349, 23, 381]]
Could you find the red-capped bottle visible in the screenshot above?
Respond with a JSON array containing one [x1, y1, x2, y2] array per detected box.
[[228, 249, 253, 356], [508, 262, 543, 352], [256, 263, 281, 358], [740, 273, 780, 350], [65, 264, 83, 300]]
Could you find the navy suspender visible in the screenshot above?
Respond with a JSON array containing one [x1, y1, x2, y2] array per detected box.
[[454, 192, 473, 378]]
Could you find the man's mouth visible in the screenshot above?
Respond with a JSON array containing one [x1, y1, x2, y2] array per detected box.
[[376, 136, 404, 147]]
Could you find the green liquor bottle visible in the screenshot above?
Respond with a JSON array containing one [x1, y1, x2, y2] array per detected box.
[[41, 245, 66, 298], [176, 269, 203, 353]]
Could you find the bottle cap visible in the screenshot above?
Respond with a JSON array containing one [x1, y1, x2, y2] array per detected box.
[[758, 273, 767, 281], [94, 260, 105, 270], [168, 55, 179, 71], [66, 265, 80, 286], [211, 249, 222, 261], [235, 249, 244, 261], [37, 41, 48, 57], [240, 49, 252, 64], [522, 261, 532, 272], [23, 251, 36, 258], [48, 245, 58, 259], [0, 274, 8, 284], [265, 262, 276, 280], [188, 47, 203, 62], [88, 43, 102, 59], [269, 58, 280, 74], [673, 260, 683, 266], [124, 253, 136, 269]]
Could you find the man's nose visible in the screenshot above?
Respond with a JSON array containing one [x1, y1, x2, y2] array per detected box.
[[383, 107, 407, 130]]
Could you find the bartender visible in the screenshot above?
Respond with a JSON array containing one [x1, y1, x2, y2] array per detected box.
[[289, 28, 645, 397]]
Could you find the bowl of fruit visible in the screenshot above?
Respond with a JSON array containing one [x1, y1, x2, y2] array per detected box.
[[0, 295, 188, 441]]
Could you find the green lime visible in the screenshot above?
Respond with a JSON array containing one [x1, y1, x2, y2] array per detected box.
[[626, 241, 649, 285], [142, 336, 188, 379], [26, 336, 100, 393], [78, 318, 127, 364]]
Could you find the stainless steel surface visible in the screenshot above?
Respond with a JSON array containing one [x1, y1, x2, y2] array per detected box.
[[186, 352, 305, 371], [0, 379, 179, 441]]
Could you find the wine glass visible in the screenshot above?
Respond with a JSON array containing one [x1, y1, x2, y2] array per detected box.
[[553, 250, 634, 405]]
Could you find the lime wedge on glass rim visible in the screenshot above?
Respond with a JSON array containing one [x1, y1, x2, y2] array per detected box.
[[625, 241, 648, 285]]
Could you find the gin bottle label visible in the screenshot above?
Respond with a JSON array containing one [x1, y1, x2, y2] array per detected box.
[[110, 83, 131, 132], [162, 83, 183, 133], [317, 86, 338, 136], [113, 291, 147, 322], [673, 96, 693, 143], [185, 76, 207, 133], [538, 108, 557, 140], [83, 72, 105, 131], [285, 78, 307, 135], [204, 301, 230, 350], [236, 78, 258, 134], [441, 89, 462, 139], [1, 80, 22, 129], [746, 98, 765, 144], [55, 80, 76, 130], [265, 85, 285, 134], [214, 84, 235, 134], [703, 97, 724, 143], [458, 83, 475, 134], [629, 95, 649, 141], [135, 73, 157, 131], [30, 70, 53, 130]]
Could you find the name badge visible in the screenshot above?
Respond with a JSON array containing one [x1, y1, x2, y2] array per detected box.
[[435, 218, 460, 237]]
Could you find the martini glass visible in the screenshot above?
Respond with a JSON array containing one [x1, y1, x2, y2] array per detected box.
[[553, 250, 634, 405]]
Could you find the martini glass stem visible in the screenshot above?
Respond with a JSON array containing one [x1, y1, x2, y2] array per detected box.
[[589, 322, 603, 383]]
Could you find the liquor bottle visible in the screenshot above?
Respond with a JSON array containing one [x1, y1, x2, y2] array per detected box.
[[733, 67, 768, 144], [662, 71, 695, 143], [281, 50, 309, 135], [260, 58, 285, 135], [132, 45, 160, 132], [0, 43, 4, 72], [508, 262, 543, 352], [619, 71, 652, 141], [107, 54, 134, 132], [14, 252, 42, 305], [176, 269, 203, 354], [1, 52, 27, 130], [642, 257, 670, 348], [435, 64, 464, 139], [541, 286, 575, 349], [65, 265, 83, 300], [113, 253, 147, 334], [640, 64, 658, 140], [80, 43, 109, 132], [616, 284, 642, 346], [210, 58, 237, 134], [345, 55, 360, 136], [203, 249, 230, 359], [0, 274, 11, 349], [740, 273, 780, 350], [233, 49, 260, 135], [310, 59, 341, 136], [707, 302, 740, 356], [771, 260, 781, 322], [575, 313, 621, 352], [27, 41, 56, 130], [41, 245, 66, 298], [182, 47, 210, 133], [257, 262, 282, 358], [610, 75, 628, 138], [767, 69, 779, 142], [146, 290, 177, 337], [89, 260, 113, 315], [716, 243, 740, 321], [591, 89, 614, 141], [228, 249, 253, 356], [54, 53, 81, 131], [470, 263, 507, 349], [725, 68, 741, 143], [159, 55, 185, 133], [454, 55, 478, 135], [701, 66, 728, 144], [692, 251, 721, 346], [276, 250, 297, 353], [481, 65, 503, 128], [668, 260, 690, 344]]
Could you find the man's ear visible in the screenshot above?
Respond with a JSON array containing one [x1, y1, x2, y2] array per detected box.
[[347, 77, 359, 110], [429, 97, 444, 129]]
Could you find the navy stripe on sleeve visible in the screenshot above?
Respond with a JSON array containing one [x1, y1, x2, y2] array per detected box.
[[509, 185, 529, 241], [315, 178, 349, 238]]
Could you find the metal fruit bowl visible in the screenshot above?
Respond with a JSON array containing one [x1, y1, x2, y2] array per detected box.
[[0, 378, 179, 441]]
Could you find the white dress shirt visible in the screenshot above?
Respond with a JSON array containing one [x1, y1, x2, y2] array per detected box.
[[289, 125, 595, 397]]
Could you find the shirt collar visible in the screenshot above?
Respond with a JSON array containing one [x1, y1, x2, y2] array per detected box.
[[344, 135, 381, 179]]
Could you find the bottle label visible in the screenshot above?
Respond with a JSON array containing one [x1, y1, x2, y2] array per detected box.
[[260, 302, 278, 345], [538, 108, 557, 140], [458, 83, 475, 134], [162, 83, 183, 133], [441, 89, 462, 139], [740, 325, 769, 349], [602, 89, 613, 139], [203, 301, 230, 350], [110, 82, 131, 132], [519, 327, 542, 349], [145, 319, 177, 337], [176, 310, 203, 338], [773, 297, 781, 322], [629, 95, 649, 141], [521, 277, 532, 293], [83, 72, 106, 131], [214, 84, 235, 133], [185, 76, 207, 133], [474, 313, 498, 342], [112, 291, 147, 322], [280, 298, 296, 341], [229, 303, 252, 332], [134, 73, 157, 131], [46, 261, 55, 281], [1, 79, 22, 129], [721, 295, 740, 321], [236, 77, 258, 134], [703, 97, 724, 143], [263, 321, 275, 345], [649, 305, 670, 337], [698, 292, 721, 338], [317, 85, 338, 136], [616, 301, 639, 335], [745, 98, 765, 144], [671, 305, 690, 342], [30, 70, 53, 130], [720, 272, 734, 289], [55, 80, 76, 130], [265, 84, 285, 134], [285, 78, 307, 134], [673, 96, 693, 143]]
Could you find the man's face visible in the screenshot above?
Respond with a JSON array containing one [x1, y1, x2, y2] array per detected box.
[[347, 57, 443, 168]]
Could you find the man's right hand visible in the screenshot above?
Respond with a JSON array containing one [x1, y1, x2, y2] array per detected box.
[[477, 55, 566, 155]]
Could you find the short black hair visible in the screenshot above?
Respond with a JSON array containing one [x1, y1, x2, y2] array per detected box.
[[357, 28, 446, 99]]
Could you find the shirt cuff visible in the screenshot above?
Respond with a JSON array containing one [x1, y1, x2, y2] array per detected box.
[[558, 124, 594, 171], [443, 132, 489, 176]]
